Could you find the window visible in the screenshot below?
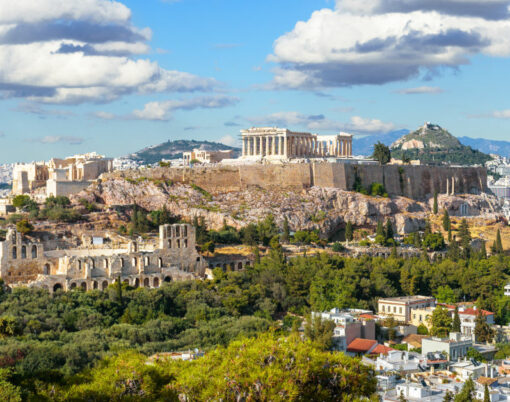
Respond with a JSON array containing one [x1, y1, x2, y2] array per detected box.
[[145, 256, 150, 266], [21, 246, 27, 259], [184, 239, 188, 248], [31, 245, 37, 259], [12, 246, 17, 259], [104, 259, 109, 269]]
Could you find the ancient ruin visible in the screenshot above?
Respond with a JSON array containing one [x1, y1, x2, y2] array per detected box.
[[183, 149, 235, 164], [12, 152, 113, 197], [0, 223, 206, 292], [240, 127, 353, 159]]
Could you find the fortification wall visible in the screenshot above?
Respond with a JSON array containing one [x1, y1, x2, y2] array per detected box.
[[109, 162, 487, 200]]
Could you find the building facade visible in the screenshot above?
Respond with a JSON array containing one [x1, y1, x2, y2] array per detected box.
[[183, 149, 235, 165], [240, 127, 353, 160], [12, 153, 112, 197], [0, 224, 206, 292], [422, 332, 472, 362], [378, 296, 436, 323]]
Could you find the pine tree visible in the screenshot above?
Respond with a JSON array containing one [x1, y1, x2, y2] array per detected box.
[[443, 390, 454, 402], [433, 191, 438, 214], [442, 209, 451, 232], [458, 218, 472, 259], [391, 243, 398, 259], [116, 276, 123, 306], [454, 377, 475, 402], [345, 221, 353, 242], [474, 310, 494, 343], [480, 240, 488, 259], [452, 307, 461, 332]]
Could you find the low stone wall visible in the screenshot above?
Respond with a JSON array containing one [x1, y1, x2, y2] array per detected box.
[[107, 162, 487, 200]]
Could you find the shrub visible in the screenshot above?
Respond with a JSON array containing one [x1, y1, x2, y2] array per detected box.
[[16, 220, 34, 235], [332, 242, 345, 252]]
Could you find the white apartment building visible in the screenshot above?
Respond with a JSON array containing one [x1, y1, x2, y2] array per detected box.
[[505, 283, 510, 297], [422, 332, 472, 362], [378, 296, 436, 323]]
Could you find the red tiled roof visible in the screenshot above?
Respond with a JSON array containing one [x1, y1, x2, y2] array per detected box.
[[347, 338, 377, 353], [372, 344, 394, 355], [459, 308, 494, 316], [359, 313, 377, 320]]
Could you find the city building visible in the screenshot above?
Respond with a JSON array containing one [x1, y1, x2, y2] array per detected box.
[[505, 283, 510, 297], [240, 127, 353, 160], [183, 149, 235, 165], [422, 333, 472, 362], [457, 307, 495, 338], [12, 153, 112, 197], [449, 359, 498, 381], [0, 224, 206, 292], [378, 296, 436, 323], [313, 308, 376, 351], [374, 350, 426, 373]]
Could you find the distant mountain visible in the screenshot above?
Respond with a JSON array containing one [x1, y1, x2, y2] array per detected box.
[[128, 139, 240, 165], [390, 123, 492, 165], [352, 130, 409, 156], [458, 136, 510, 158]]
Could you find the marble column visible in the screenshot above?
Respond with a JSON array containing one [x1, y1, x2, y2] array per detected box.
[[265, 136, 269, 156], [272, 136, 276, 156]]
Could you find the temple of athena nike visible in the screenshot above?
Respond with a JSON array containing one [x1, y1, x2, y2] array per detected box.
[[240, 127, 353, 160]]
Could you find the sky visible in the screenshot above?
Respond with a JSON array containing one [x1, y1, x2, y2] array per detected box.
[[2, 0, 510, 162]]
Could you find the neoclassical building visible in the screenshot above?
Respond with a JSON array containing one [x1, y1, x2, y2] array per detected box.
[[240, 127, 353, 160], [0, 224, 206, 293]]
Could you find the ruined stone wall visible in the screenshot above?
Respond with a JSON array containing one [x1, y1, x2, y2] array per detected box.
[[108, 162, 487, 200]]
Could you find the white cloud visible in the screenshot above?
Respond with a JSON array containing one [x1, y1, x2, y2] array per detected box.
[[491, 110, 510, 118], [97, 95, 239, 121], [219, 135, 240, 147], [247, 112, 395, 134], [32, 135, 84, 145], [269, 2, 510, 89], [396, 86, 444, 95], [0, 0, 217, 104]]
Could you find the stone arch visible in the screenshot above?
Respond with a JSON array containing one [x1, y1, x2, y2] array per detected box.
[[153, 277, 160, 288], [70, 282, 77, 289], [132, 257, 138, 268], [43, 263, 50, 275], [93, 281, 98, 290], [123, 279, 129, 285], [31, 245, 37, 259], [134, 278, 140, 288], [145, 256, 150, 266], [238, 262, 243, 270], [90, 259, 95, 269], [158, 257, 163, 268], [21, 245, 27, 259], [120, 258, 125, 268], [143, 278, 150, 287], [104, 258, 109, 269], [102, 280, 109, 290], [164, 276, 171, 283], [78, 260, 82, 270], [53, 283, 63, 292], [81, 282, 87, 291]]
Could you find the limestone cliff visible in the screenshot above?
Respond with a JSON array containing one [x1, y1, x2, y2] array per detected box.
[[75, 177, 502, 236]]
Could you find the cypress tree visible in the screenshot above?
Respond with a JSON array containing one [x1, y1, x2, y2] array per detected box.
[[448, 227, 452, 243], [385, 219, 394, 241], [452, 307, 461, 332], [433, 191, 438, 214], [345, 221, 353, 242], [253, 247, 261, 265], [376, 220, 384, 238], [495, 229, 504, 254], [281, 217, 290, 243], [442, 209, 451, 232]]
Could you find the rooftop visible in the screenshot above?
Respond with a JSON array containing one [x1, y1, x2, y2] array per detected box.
[[379, 295, 435, 303], [347, 338, 377, 353]]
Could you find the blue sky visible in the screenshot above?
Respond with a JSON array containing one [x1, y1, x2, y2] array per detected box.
[[1, 0, 510, 162]]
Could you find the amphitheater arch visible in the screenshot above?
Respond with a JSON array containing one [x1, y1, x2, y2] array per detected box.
[[102, 281, 109, 290], [21, 246, 27, 259], [164, 276, 171, 283], [43, 263, 50, 275], [70, 282, 77, 289], [31, 245, 37, 259], [153, 277, 160, 288], [144, 278, 150, 287], [93, 281, 98, 290], [81, 282, 87, 291], [134, 278, 140, 288], [53, 283, 63, 292]]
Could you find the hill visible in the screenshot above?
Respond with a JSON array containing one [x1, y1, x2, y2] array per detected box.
[[458, 136, 510, 158], [390, 123, 492, 165], [128, 139, 240, 164], [352, 129, 409, 156]]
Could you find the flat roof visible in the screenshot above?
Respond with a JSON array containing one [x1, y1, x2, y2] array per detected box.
[[379, 296, 435, 303]]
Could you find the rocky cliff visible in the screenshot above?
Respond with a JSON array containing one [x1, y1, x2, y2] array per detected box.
[[75, 176, 502, 237]]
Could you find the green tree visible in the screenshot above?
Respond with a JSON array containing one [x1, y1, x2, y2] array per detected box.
[[435, 285, 457, 304], [281, 217, 290, 243], [484, 383, 490, 402], [491, 229, 504, 255], [385, 219, 394, 242], [372, 142, 391, 165], [452, 307, 461, 333], [15, 219, 34, 235], [433, 192, 438, 214], [417, 324, 429, 335], [454, 377, 475, 402], [345, 221, 353, 242], [458, 219, 472, 258], [443, 390, 454, 402], [304, 315, 336, 350], [376, 220, 384, 238], [168, 333, 377, 400], [442, 209, 451, 232], [0, 369, 21, 402], [430, 306, 452, 338], [474, 310, 494, 343]]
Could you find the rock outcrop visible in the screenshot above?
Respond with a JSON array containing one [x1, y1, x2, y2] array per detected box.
[[74, 177, 504, 237]]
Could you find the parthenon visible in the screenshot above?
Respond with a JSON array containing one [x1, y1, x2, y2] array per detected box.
[[240, 127, 353, 159]]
